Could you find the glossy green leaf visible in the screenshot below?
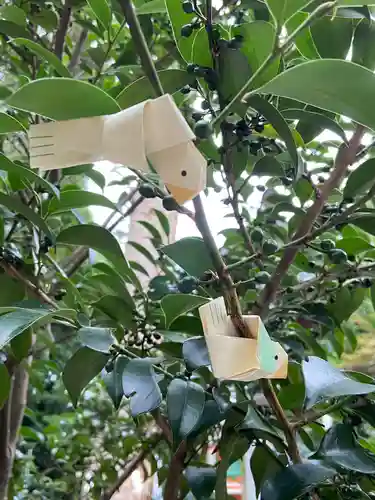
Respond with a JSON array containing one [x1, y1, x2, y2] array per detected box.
[[8, 78, 120, 119], [185, 466, 216, 500], [287, 12, 320, 60], [0, 275, 24, 306], [182, 337, 210, 371], [247, 95, 299, 170], [122, 358, 162, 416], [251, 445, 283, 496], [136, 0, 166, 15], [0, 5, 27, 25], [344, 158, 375, 199], [161, 294, 209, 328], [0, 20, 30, 38], [261, 461, 336, 500], [351, 215, 375, 236], [102, 356, 124, 410], [282, 108, 347, 144], [219, 44, 252, 106], [12, 38, 71, 77], [0, 362, 10, 409], [167, 378, 205, 445], [233, 21, 279, 87], [352, 19, 375, 70], [190, 399, 226, 439], [311, 17, 353, 59], [258, 60, 375, 132], [329, 286, 365, 324], [78, 327, 115, 353], [92, 295, 135, 329], [165, 0, 196, 61], [57, 225, 136, 285], [0, 112, 25, 134], [117, 69, 194, 109], [62, 347, 109, 406], [86, 0, 111, 28], [11, 328, 32, 361], [0, 193, 54, 241], [47, 190, 116, 214], [302, 356, 375, 409], [318, 424, 375, 473], [161, 237, 214, 278], [252, 156, 285, 176], [128, 241, 156, 267]]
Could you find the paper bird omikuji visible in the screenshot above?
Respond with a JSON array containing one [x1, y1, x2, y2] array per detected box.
[[199, 297, 288, 381], [28, 94, 207, 204]]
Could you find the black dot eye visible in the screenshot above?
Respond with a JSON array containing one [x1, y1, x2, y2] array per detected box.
[[181, 170, 187, 177], [274, 355, 279, 361]]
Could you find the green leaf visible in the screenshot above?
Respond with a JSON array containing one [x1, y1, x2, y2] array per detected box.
[[0, 5, 27, 25], [11, 328, 32, 361], [165, 0, 196, 61], [0, 85, 12, 100], [251, 445, 283, 497], [161, 294, 209, 328], [252, 156, 285, 176], [218, 44, 252, 107], [167, 378, 205, 445], [128, 241, 156, 267], [161, 237, 214, 278], [78, 327, 115, 353], [102, 357, 124, 410], [233, 22, 279, 88], [318, 424, 375, 473], [0, 274, 24, 306], [92, 295, 135, 329], [182, 337, 210, 371], [215, 433, 249, 500], [0, 112, 25, 134], [185, 466, 216, 500], [302, 356, 375, 409], [116, 69, 194, 109], [261, 461, 336, 500], [247, 95, 299, 171], [0, 193, 54, 241], [122, 358, 162, 416], [258, 60, 375, 132], [286, 12, 320, 60], [12, 38, 71, 78], [311, 17, 353, 59], [352, 19, 375, 70], [57, 225, 136, 285], [0, 20, 31, 39], [190, 398, 226, 438], [154, 209, 170, 237], [352, 215, 375, 236], [8, 78, 120, 120], [62, 347, 109, 406], [47, 190, 116, 214], [86, 0, 111, 28], [344, 158, 375, 199], [328, 286, 365, 324], [0, 155, 59, 199], [282, 108, 347, 144], [0, 362, 10, 409], [336, 237, 372, 254], [136, 0, 166, 14]]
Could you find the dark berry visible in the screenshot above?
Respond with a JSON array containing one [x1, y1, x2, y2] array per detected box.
[[362, 278, 372, 288], [254, 123, 264, 133], [192, 111, 203, 121], [182, 1, 194, 13], [178, 276, 197, 293], [320, 239, 335, 251], [201, 100, 210, 110], [139, 183, 156, 198], [162, 196, 179, 211], [181, 24, 193, 37], [180, 85, 191, 95], [186, 63, 197, 74], [262, 240, 278, 255], [329, 249, 348, 264]]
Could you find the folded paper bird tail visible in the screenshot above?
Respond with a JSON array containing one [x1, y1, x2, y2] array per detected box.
[[199, 297, 288, 381], [28, 94, 207, 203]]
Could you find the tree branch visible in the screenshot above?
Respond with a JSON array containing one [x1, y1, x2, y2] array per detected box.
[[68, 27, 88, 73], [254, 125, 365, 318], [118, 0, 164, 97], [163, 441, 188, 500], [101, 433, 163, 500], [54, 0, 71, 60]]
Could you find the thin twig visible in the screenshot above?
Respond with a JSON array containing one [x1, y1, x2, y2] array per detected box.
[[54, 0, 71, 60]]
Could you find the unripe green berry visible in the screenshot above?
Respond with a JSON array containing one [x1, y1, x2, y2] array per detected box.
[[320, 239, 335, 251], [194, 120, 212, 139], [329, 248, 348, 264], [262, 240, 278, 255], [250, 227, 264, 243], [181, 24, 193, 37]]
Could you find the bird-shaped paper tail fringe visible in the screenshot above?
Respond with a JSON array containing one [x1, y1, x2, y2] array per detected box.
[[199, 297, 288, 381], [28, 94, 207, 204]]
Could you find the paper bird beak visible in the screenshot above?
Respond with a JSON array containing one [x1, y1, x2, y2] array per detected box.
[[165, 184, 198, 204]]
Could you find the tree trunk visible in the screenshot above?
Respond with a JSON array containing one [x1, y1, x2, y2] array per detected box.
[[0, 361, 30, 500]]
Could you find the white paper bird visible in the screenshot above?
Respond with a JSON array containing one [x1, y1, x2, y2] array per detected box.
[[199, 297, 288, 381], [28, 94, 207, 204]]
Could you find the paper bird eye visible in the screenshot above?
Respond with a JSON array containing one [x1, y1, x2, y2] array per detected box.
[[181, 170, 187, 177], [274, 355, 279, 360]]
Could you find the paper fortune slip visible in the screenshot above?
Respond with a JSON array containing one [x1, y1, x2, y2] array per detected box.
[[28, 94, 207, 204], [199, 297, 288, 381]]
